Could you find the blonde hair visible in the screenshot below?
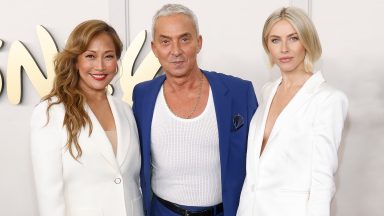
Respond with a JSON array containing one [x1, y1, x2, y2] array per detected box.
[[262, 7, 322, 72], [43, 20, 123, 160]]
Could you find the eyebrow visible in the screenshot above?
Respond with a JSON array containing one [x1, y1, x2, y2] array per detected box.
[[287, 33, 299, 37], [84, 50, 115, 53], [158, 32, 192, 39], [179, 33, 192, 38], [269, 33, 298, 38]]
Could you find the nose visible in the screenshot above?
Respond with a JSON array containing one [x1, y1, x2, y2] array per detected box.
[[281, 41, 289, 53], [171, 42, 182, 56], [95, 57, 105, 71]]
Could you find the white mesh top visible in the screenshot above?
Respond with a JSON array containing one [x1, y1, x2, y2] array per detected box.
[[151, 86, 222, 206]]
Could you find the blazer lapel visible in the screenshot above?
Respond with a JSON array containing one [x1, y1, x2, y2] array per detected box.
[[264, 72, 325, 154], [141, 75, 166, 163], [253, 79, 281, 158], [107, 95, 130, 167], [86, 104, 119, 171], [204, 71, 231, 178]]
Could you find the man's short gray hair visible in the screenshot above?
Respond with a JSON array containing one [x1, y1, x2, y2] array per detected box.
[[152, 4, 199, 38]]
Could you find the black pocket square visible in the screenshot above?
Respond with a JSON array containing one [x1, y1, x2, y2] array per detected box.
[[233, 114, 244, 131]]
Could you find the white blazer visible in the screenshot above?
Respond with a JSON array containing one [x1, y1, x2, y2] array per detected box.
[[237, 72, 348, 216], [30, 95, 144, 216]]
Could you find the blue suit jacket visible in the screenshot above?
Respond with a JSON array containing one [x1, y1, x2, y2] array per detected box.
[[132, 70, 258, 216]]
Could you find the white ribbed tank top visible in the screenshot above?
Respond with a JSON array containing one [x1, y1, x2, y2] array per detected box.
[[151, 86, 222, 206]]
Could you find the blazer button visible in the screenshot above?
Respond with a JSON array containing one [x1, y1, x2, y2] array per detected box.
[[114, 177, 122, 184]]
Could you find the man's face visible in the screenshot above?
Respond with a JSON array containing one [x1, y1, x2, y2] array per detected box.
[[151, 13, 202, 79]]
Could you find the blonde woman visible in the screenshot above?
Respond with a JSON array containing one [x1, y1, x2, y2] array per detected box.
[[30, 20, 143, 216], [237, 7, 348, 216]]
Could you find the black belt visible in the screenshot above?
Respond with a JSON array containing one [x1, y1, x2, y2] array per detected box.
[[155, 194, 223, 216]]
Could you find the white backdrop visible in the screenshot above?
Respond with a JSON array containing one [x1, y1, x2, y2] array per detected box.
[[0, 0, 383, 215]]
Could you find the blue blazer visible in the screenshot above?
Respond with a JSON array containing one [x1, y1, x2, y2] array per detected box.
[[132, 70, 258, 216]]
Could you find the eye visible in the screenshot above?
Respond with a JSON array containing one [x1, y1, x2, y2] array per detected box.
[[290, 36, 299, 41], [105, 54, 116, 59], [181, 37, 189, 43], [160, 39, 170, 46], [271, 38, 279, 44], [85, 54, 95, 59]]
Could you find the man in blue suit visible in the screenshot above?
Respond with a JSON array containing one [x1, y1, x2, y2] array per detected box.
[[132, 3, 258, 216]]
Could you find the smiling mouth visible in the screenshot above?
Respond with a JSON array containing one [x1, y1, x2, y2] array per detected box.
[[90, 73, 108, 81]]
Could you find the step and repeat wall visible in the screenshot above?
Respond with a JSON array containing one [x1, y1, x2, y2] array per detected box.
[[0, 0, 383, 215]]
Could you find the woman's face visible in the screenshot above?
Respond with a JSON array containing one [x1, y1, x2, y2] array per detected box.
[[76, 33, 118, 94], [267, 19, 306, 74]]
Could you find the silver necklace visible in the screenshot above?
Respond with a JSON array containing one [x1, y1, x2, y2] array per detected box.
[[164, 74, 204, 119]]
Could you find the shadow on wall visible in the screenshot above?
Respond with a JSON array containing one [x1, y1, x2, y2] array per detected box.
[[326, 56, 384, 216]]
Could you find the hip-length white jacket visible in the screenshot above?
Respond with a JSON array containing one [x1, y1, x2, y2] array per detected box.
[[237, 72, 348, 216], [30, 96, 143, 216]]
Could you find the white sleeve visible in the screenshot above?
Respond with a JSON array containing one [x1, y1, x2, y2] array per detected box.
[[30, 103, 66, 216], [308, 91, 348, 216]]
